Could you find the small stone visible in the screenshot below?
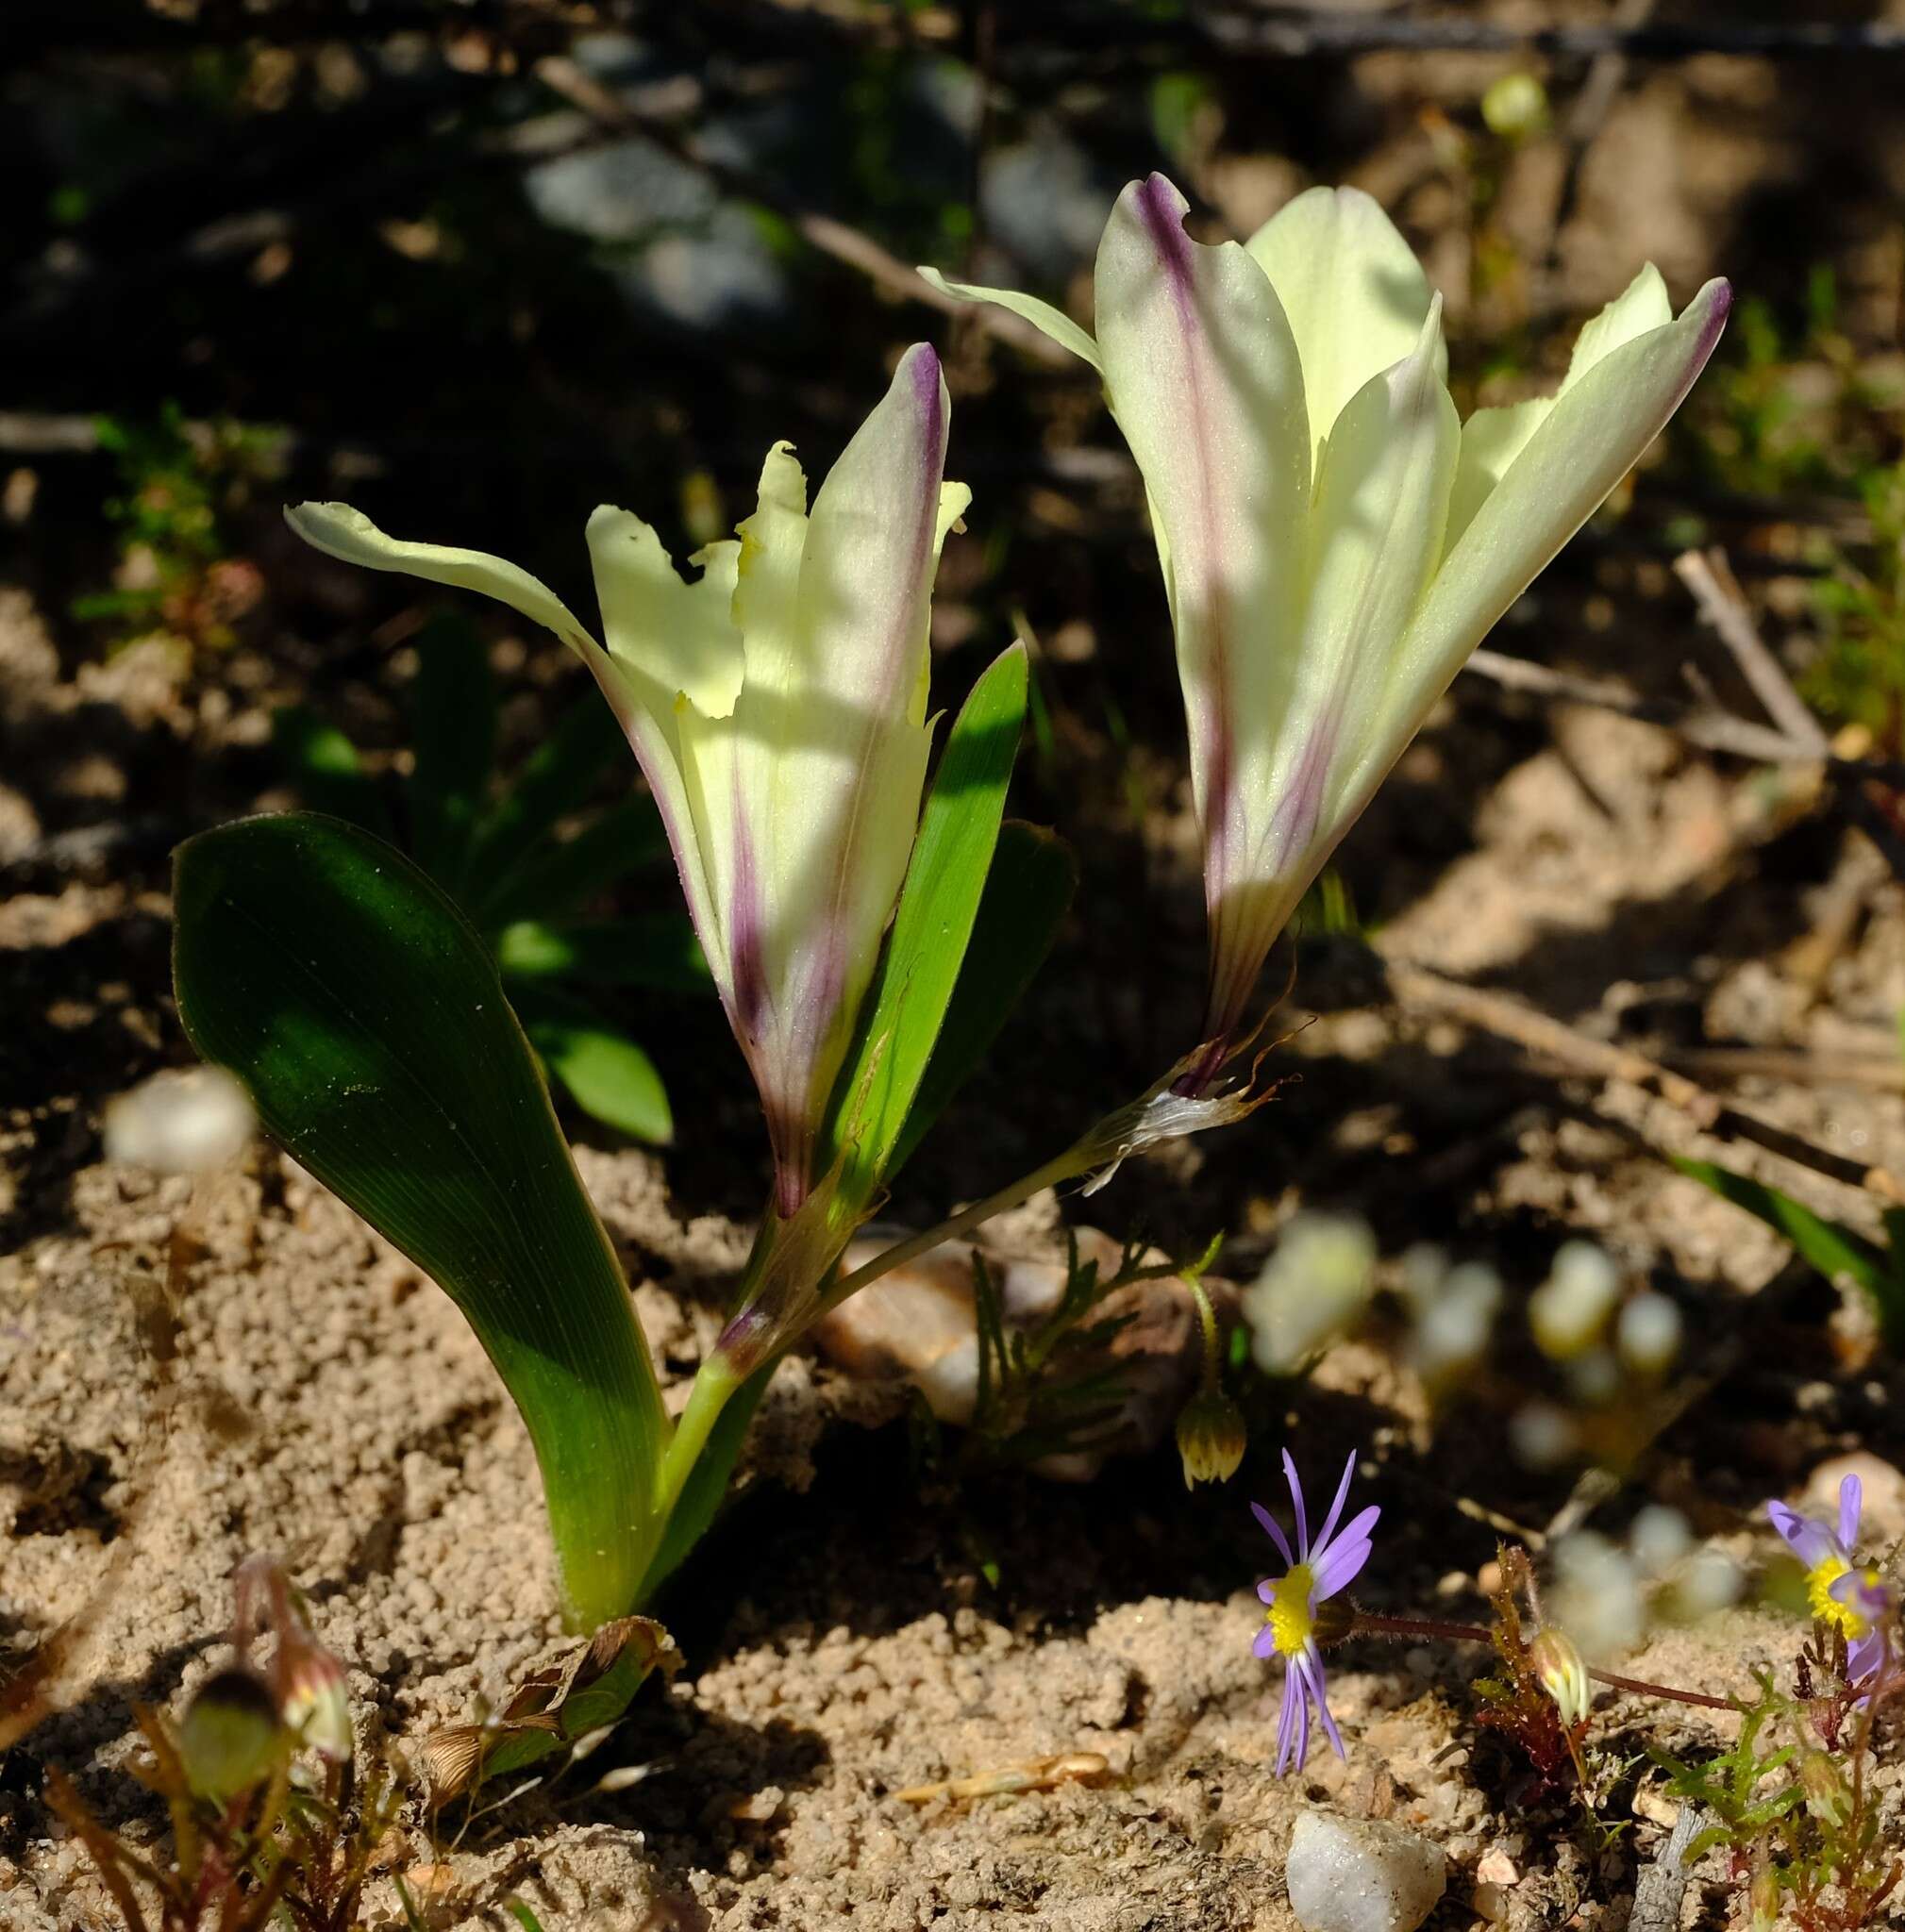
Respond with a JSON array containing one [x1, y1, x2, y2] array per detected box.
[[1475, 1848, 1519, 1886], [1286, 1811, 1446, 1932]]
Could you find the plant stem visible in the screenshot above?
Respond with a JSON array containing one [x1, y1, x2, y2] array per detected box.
[[1353, 1612, 1735, 1709], [825, 1143, 1093, 1308], [651, 1360, 743, 1530], [1186, 1273, 1222, 1393]]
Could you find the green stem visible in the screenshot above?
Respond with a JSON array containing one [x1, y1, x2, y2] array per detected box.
[[1186, 1274, 1222, 1393], [825, 1143, 1093, 1311], [652, 1359, 744, 1531]]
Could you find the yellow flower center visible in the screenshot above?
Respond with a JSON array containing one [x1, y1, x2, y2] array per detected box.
[[1266, 1562, 1317, 1657], [1807, 1556, 1878, 1639]]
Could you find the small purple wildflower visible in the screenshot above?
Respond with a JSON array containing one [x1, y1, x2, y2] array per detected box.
[[1251, 1448, 1379, 1774], [1768, 1474, 1891, 1687]]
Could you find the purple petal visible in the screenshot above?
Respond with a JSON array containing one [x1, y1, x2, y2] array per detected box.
[[1257, 1578, 1278, 1607], [1838, 1474, 1863, 1553], [1288, 1666, 1312, 1774], [1253, 1624, 1278, 1660], [1767, 1500, 1835, 1571], [1282, 1449, 1311, 1559], [1313, 1516, 1379, 1599], [1303, 1644, 1346, 1758], [1252, 1500, 1294, 1566], [1847, 1630, 1884, 1691], [1274, 1664, 1302, 1774], [1312, 1449, 1359, 1557]]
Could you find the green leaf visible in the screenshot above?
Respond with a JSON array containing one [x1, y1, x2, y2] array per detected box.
[[496, 914, 709, 995], [465, 692, 629, 919], [1672, 1155, 1905, 1349], [823, 644, 1028, 1205], [477, 796, 671, 930], [889, 819, 1076, 1175], [270, 706, 390, 836], [517, 989, 675, 1144], [409, 615, 497, 894], [173, 812, 666, 1627], [638, 1361, 775, 1602]]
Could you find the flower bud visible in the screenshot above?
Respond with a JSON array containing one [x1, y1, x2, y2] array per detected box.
[[1798, 1750, 1852, 1828], [1529, 1241, 1619, 1360], [1748, 1856, 1782, 1932], [177, 1667, 286, 1800], [1529, 1626, 1591, 1729], [1176, 1390, 1246, 1487], [1480, 73, 1550, 142], [282, 1645, 353, 1763]]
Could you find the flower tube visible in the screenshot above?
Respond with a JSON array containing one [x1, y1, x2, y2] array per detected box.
[[927, 177, 1730, 1064], [287, 345, 968, 1214]]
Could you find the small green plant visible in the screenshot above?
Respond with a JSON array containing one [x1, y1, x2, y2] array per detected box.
[[73, 403, 282, 656], [45, 1557, 404, 1932], [1807, 456, 1905, 745], [275, 613, 697, 1143]]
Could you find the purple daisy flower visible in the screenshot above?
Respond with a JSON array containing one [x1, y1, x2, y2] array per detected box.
[[1768, 1474, 1890, 1687], [1251, 1448, 1379, 1774]]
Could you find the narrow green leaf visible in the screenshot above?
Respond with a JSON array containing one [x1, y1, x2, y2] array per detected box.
[[478, 796, 671, 930], [173, 812, 666, 1626], [1673, 1155, 1905, 1348], [465, 693, 628, 918], [638, 1362, 775, 1602], [889, 820, 1076, 1175], [823, 643, 1028, 1203], [518, 989, 675, 1144], [270, 707, 390, 836], [496, 913, 708, 994], [409, 615, 496, 894]]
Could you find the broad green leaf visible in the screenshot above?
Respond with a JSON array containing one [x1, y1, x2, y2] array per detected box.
[[497, 913, 708, 994], [889, 820, 1076, 1174], [173, 812, 666, 1627], [1673, 1155, 1905, 1349], [637, 1361, 775, 1602], [409, 615, 497, 894], [270, 706, 390, 836], [823, 643, 1028, 1204], [478, 796, 671, 930], [465, 692, 628, 919], [518, 989, 675, 1144]]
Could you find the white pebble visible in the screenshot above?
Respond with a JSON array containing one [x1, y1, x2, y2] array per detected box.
[[1246, 1212, 1377, 1374], [1287, 1811, 1446, 1932]]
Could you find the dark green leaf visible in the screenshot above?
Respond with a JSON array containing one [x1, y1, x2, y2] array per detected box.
[[270, 706, 390, 836], [517, 989, 674, 1144], [465, 693, 629, 919], [497, 914, 708, 994], [1673, 1155, 1905, 1348], [478, 796, 671, 930], [823, 644, 1028, 1204], [173, 812, 665, 1627], [409, 614, 496, 893], [888, 820, 1076, 1175]]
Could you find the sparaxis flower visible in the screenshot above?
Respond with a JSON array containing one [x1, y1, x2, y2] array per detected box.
[[286, 345, 968, 1215], [1768, 1474, 1889, 1686], [1251, 1448, 1379, 1773], [927, 177, 1730, 1060]]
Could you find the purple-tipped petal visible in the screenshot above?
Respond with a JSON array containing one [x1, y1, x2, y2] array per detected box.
[[1282, 1449, 1311, 1559], [1303, 1644, 1346, 1758], [1313, 1512, 1379, 1599], [1253, 1624, 1279, 1660], [1847, 1630, 1884, 1691], [1312, 1449, 1360, 1557], [1838, 1474, 1863, 1553], [1257, 1578, 1278, 1607], [1274, 1664, 1302, 1773], [1768, 1500, 1835, 1571], [1252, 1500, 1295, 1566]]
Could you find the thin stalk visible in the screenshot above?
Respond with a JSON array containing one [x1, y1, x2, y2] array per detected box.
[[1353, 1612, 1735, 1709], [1185, 1273, 1222, 1392], [825, 1143, 1094, 1309]]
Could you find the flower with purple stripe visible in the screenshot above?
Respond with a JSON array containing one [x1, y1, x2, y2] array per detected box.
[[1252, 1449, 1379, 1774], [1768, 1474, 1891, 1687]]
